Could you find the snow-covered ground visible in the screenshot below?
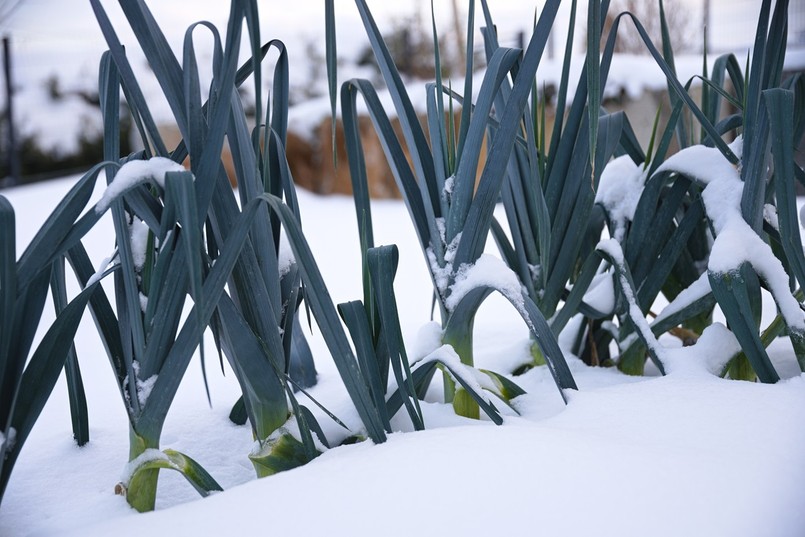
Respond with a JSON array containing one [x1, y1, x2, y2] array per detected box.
[[0, 176, 803, 536]]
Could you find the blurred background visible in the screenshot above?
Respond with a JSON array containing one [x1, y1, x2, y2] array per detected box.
[[0, 0, 802, 190]]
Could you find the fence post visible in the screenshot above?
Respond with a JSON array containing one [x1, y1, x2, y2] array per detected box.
[[3, 35, 20, 187]]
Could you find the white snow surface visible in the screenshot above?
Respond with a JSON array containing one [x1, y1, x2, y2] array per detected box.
[[1, 177, 804, 537]]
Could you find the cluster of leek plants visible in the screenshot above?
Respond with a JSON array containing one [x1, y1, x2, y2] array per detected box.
[[620, 0, 805, 380], [327, 0, 578, 420], [486, 0, 650, 372], [570, 0, 804, 381], [88, 0, 478, 511], [85, 0, 337, 511]]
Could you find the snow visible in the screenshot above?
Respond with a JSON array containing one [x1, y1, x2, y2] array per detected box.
[[653, 272, 711, 325], [595, 155, 647, 242], [597, 238, 669, 367], [409, 321, 444, 363], [0, 428, 14, 453], [96, 157, 187, 213], [86, 253, 117, 287], [663, 323, 741, 376], [583, 271, 616, 315], [765, 203, 780, 232], [277, 231, 296, 278], [446, 254, 525, 316], [129, 217, 150, 271], [136, 374, 158, 407], [1, 177, 804, 537], [656, 138, 805, 331], [418, 344, 501, 399], [426, 223, 460, 296], [120, 449, 173, 488]]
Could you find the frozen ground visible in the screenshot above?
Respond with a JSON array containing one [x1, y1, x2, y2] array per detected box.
[[0, 176, 803, 536]]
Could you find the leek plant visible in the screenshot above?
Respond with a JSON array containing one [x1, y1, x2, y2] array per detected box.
[[485, 0, 650, 372], [89, 0, 449, 508], [328, 0, 578, 419], [0, 191, 105, 507], [630, 0, 805, 380], [86, 0, 326, 510], [572, 0, 804, 380]]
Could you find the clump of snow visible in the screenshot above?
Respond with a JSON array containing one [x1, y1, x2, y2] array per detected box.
[[595, 155, 647, 242], [138, 292, 149, 313], [663, 323, 741, 376], [409, 322, 444, 363], [96, 157, 187, 213], [123, 361, 158, 408], [654, 142, 742, 187], [763, 204, 779, 232], [583, 271, 616, 315], [655, 137, 805, 331], [443, 175, 455, 200], [426, 222, 460, 297], [446, 254, 525, 317], [137, 374, 158, 407], [129, 217, 151, 271]]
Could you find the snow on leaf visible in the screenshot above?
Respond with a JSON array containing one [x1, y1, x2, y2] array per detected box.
[[86, 253, 118, 287], [446, 254, 525, 317], [428, 225, 461, 298], [597, 238, 669, 367], [654, 137, 743, 187], [595, 155, 648, 243], [763, 204, 779, 232], [137, 374, 158, 407], [278, 230, 296, 277], [653, 136, 805, 331], [653, 272, 712, 326], [96, 157, 187, 213], [129, 217, 151, 272], [120, 449, 174, 486], [418, 344, 502, 399], [0, 427, 15, 453], [410, 322, 444, 364]]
